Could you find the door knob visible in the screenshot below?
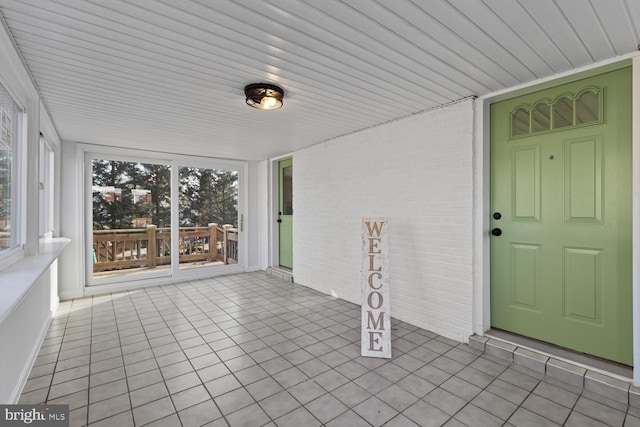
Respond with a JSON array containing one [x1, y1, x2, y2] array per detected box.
[[491, 228, 502, 236], [277, 219, 282, 223]]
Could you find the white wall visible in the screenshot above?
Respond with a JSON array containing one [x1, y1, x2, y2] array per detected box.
[[293, 99, 475, 342], [0, 264, 58, 403], [58, 141, 84, 299], [247, 160, 263, 271], [258, 160, 270, 270]]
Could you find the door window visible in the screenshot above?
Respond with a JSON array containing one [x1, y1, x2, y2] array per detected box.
[[282, 165, 293, 215], [511, 88, 602, 137]]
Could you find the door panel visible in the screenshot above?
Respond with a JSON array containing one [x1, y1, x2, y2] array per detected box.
[[512, 146, 540, 220], [563, 247, 601, 323], [490, 67, 632, 365], [512, 243, 539, 308], [564, 136, 602, 222]]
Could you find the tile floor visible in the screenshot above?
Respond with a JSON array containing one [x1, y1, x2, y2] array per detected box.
[[18, 272, 640, 427]]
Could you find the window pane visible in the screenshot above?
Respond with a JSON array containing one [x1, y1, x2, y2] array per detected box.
[[553, 97, 573, 128], [39, 137, 54, 237], [512, 108, 529, 136], [576, 91, 600, 124], [0, 84, 21, 254], [532, 103, 550, 132], [178, 167, 238, 269], [282, 165, 293, 215], [92, 160, 171, 279], [0, 123, 10, 251]]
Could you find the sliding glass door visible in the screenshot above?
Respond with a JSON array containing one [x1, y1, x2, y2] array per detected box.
[[90, 158, 172, 282], [86, 151, 244, 286], [178, 166, 239, 271]]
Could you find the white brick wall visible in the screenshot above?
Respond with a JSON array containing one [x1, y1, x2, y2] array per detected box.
[[293, 99, 475, 342]]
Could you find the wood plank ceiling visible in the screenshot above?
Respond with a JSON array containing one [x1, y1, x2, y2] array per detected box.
[[0, 0, 638, 160]]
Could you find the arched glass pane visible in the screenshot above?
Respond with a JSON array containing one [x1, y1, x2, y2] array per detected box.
[[553, 97, 573, 128], [576, 91, 599, 124], [532, 103, 550, 132], [512, 108, 529, 136]]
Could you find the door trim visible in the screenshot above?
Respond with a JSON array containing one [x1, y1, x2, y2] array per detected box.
[[269, 153, 294, 270], [631, 56, 640, 385], [474, 54, 640, 384]]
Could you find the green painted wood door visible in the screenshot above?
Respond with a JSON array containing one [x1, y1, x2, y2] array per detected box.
[[279, 158, 293, 269], [490, 67, 632, 365]]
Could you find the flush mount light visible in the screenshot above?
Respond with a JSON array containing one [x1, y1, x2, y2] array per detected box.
[[244, 83, 284, 110]]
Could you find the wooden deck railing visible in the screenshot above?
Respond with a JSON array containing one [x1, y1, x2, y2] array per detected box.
[[0, 233, 8, 251], [93, 223, 238, 272]]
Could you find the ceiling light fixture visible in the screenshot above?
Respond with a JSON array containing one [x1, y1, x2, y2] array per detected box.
[[244, 83, 284, 110]]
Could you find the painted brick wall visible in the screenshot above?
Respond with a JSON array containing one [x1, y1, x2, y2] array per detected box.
[[293, 99, 475, 342]]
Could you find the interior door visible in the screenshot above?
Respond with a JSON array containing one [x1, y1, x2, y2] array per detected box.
[[279, 158, 293, 269], [490, 67, 632, 365]]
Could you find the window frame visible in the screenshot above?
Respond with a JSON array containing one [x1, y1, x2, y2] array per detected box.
[[0, 83, 25, 270], [509, 87, 604, 139], [39, 135, 54, 238]]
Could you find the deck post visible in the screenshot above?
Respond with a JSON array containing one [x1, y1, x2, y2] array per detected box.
[[223, 224, 233, 264], [147, 224, 157, 268], [208, 223, 218, 261]]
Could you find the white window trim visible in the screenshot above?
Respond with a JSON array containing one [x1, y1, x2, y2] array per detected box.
[[0, 90, 26, 268], [0, 8, 49, 266], [0, 246, 23, 271]]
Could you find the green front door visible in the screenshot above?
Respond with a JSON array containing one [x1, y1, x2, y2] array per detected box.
[[279, 158, 293, 269], [490, 67, 632, 365]]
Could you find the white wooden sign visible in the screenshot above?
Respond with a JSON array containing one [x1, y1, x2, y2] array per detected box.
[[361, 217, 392, 358]]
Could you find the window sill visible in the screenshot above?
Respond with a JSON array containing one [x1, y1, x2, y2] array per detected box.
[[0, 237, 70, 324]]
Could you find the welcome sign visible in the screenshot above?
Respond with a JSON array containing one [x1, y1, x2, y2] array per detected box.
[[361, 218, 392, 358]]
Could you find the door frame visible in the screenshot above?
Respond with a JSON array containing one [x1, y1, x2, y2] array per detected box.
[[474, 53, 640, 384], [278, 157, 293, 269], [269, 153, 294, 270], [79, 143, 249, 294]]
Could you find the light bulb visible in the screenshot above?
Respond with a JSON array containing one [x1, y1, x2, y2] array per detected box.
[[260, 96, 278, 109]]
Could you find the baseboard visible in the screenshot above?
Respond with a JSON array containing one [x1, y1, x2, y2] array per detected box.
[[59, 290, 83, 300]]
